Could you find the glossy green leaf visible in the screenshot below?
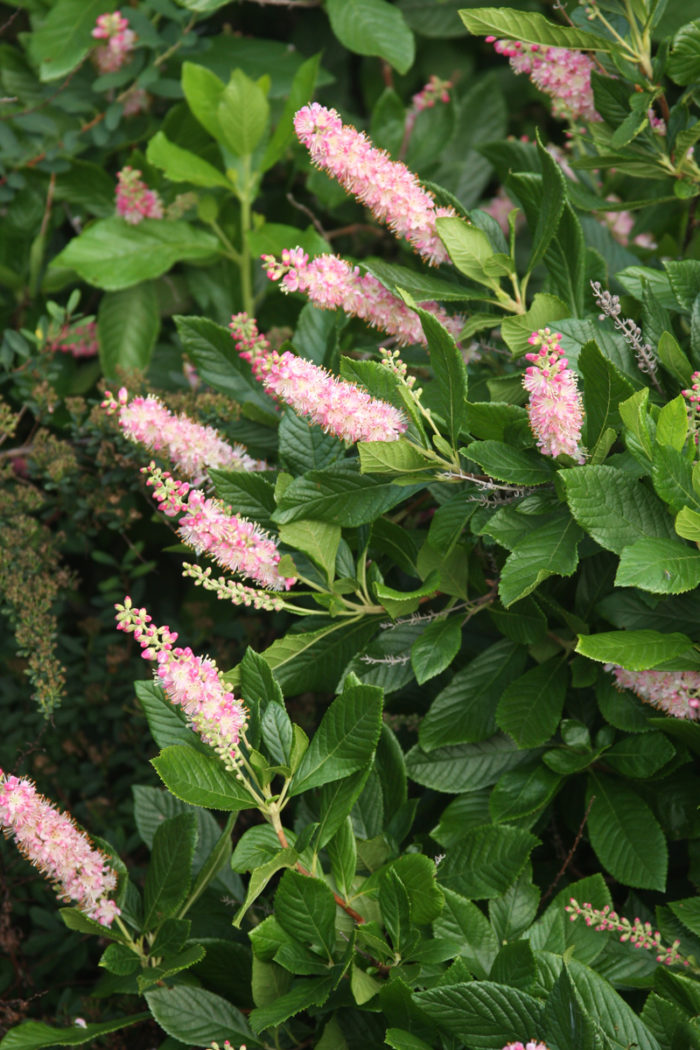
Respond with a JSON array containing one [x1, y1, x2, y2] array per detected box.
[[668, 18, 700, 84], [415, 981, 544, 1045], [438, 825, 539, 899], [499, 512, 583, 607], [275, 870, 337, 959], [576, 628, 694, 669], [98, 282, 160, 377], [562, 465, 675, 553], [459, 6, 612, 49], [326, 0, 415, 74], [587, 773, 667, 891], [29, 0, 113, 81], [0, 1014, 150, 1050], [411, 616, 462, 685], [217, 69, 270, 156], [145, 985, 257, 1047], [143, 812, 196, 929], [146, 132, 230, 188], [152, 745, 254, 811], [496, 658, 568, 748], [615, 536, 700, 594]]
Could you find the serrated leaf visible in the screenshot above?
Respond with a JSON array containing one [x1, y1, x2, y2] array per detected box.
[[407, 735, 534, 793], [145, 985, 257, 1047], [278, 519, 340, 581], [52, 219, 218, 291], [490, 764, 561, 823], [0, 1015, 150, 1050], [497, 659, 568, 748], [576, 628, 694, 669], [467, 440, 556, 485], [146, 131, 230, 188], [668, 19, 700, 85], [411, 616, 462, 685], [152, 745, 254, 811], [326, 0, 415, 73], [249, 976, 335, 1034], [414, 306, 468, 444], [143, 812, 196, 928], [459, 6, 612, 49], [499, 512, 583, 606], [435, 216, 496, 285], [420, 640, 527, 749], [438, 825, 539, 899], [415, 981, 544, 1046], [615, 536, 700, 594], [98, 282, 160, 377], [275, 870, 337, 959], [562, 465, 675, 553], [290, 682, 383, 795], [174, 315, 275, 415], [579, 339, 634, 448], [500, 293, 569, 358], [273, 464, 419, 526], [217, 69, 270, 156], [28, 0, 113, 81], [587, 773, 667, 891], [433, 887, 498, 978]]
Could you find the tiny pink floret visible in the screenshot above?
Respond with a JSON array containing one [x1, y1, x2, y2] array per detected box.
[[115, 166, 163, 225], [92, 11, 136, 74], [607, 666, 700, 721], [523, 328, 585, 463], [0, 772, 120, 926], [102, 388, 267, 484], [230, 313, 407, 444], [294, 103, 456, 265]]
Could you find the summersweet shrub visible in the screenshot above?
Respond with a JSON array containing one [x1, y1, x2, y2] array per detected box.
[[4, 1, 700, 1049]]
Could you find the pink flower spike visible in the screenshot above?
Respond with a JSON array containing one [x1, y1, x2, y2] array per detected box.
[[607, 666, 700, 721], [144, 464, 295, 592], [92, 11, 136, 73], [113, 605, 248, 771], [490, 39, 600, 123], [102, 389, 267, 484], [115, 167, 163, 225], [0, 772, 120, 926], [293, 103, 456, 265], [230, 313, 407, 443], [522, 328, 585, 463], [262, 248, 462, 347]]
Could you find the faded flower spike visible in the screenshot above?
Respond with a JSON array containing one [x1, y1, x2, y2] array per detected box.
[[0, 772, 120, 926], [262, 248, 462, 346], [230, 313, 407, 443], [607, 666, 700, 721], [102, 388, 267, 484], [115, 166, 163, 225], [522, 328, 585, 463], [294, 102, 456, 265], [566, 898, 688, 967], [115, 599, 247, 770], [144, 464, 296, 591]]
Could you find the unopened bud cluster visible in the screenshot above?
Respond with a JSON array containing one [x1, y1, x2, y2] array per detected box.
[[566, 898, 688, 966]]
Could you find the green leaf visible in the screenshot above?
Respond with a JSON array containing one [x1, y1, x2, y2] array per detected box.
[[0, 1015, 150, 1050], [152, 745, 254, 811], [28, 0, 114, 81], [389, 854, 443, 926], [543, 965, 600, 1050], [569, 959, 662, 1050], [656, 395, 689, 450], [438, 825, 539, 899], [146, 132, 230, 188], [325, 0, 415, 74], [496, 658, 568, 748], [668, 19, 700, 84], [652, 445, 697, 513], [499, 512, 583, 607], [249, 976, 335, 1034], [411, 617, 462, 685], [490, 764, 562, 823], [408, 735, 534, 794], [500, 293, 569, 358], [262, 53, 320, 172], [261, 703, 293, 766], [327, 818, 357, 897], [135, 682, 195, 750], [182, 62, 226, 139], [258, 618, 378, 695], [414, 307, 468, 445], [52, 219, 218, 291], [577, 628, 694, 669], [278, 519, 340, 581], [435, 216, 496, 286], [143, 813, 196, 929], [217, 69, 270, 156], [272, 464, 419, 526], [98, 282, 160, 377], [433, 887, 498, 979], [145, 986, 257, 1047], [385, 1029, 433, 1050], [579, 340, 634, 448], [364, 258, 473, 303], [380, 868, 412, 952], [562, 465, 675, 553], [587, 773, 667, 891], [290, 681, 383, 795], [279, 408, 344, 474], [373, 572, 441, 619], [459, 6, 611, 48], [615, 536, 700, 594], [415, 981, 544, 1045], [467, 440, 556, 485], [658, 330, 694, 386], [209, 470, 276, 527], [275, 870, 337, 959], [526, 136, 566, 273], [234, 849, 298, 926], [675, 505, 700, 541], [604, 732, 675, 778], [420, 640, 527, 749], [358, 440, 436, 479]]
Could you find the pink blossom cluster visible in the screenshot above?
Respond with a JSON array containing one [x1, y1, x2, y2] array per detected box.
[[144, 464, 296, 591], [230, 313, 407, 443], [294, 103, 455, 265], [92, 11, 136, 74], [682, 371, 700, 442], [502, 1043, 549, 1050], [102, 387, 267, 484], [412, 75, 452, 112], [566, 898, 688, 966], [115, 166, 163, 225], [607, 666, 700, 720], [0, 771, 119, 926], [47, 321, 99, 358], [115, 599, 247, 769], [522, 328, 585, 462], [487, 38, 600, 124], [262, 247, 462, 346], [600, 196, 656, 249]]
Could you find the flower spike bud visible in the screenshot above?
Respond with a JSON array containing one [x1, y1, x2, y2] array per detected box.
[[522, 328, 585, 463]]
